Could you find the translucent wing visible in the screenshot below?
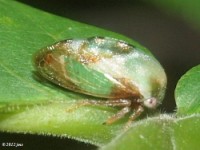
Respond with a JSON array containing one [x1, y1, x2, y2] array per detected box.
[[34, 37, 166, 100]]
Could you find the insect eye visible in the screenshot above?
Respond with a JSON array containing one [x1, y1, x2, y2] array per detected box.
[[143, 97, 158, 109]]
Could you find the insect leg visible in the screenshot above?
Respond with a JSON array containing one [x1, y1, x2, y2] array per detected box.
[[104, 106, 131, 125], [66, 99, 131, 112], [124, 105, 144, 130]]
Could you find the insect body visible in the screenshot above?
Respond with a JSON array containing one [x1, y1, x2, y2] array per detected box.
[[34, 37, 167, 127]]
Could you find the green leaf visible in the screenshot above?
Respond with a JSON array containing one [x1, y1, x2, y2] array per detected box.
[[0, 0, 155, 146], [101, 114, 200, 150], [175, 65, 200, 115]]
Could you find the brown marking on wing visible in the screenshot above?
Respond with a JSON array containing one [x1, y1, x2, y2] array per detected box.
[[42, 52, 80, 91], [116, 41, 132, 53], [75, 41, 101, 64], [34, 51, 52, 69], [34, 50, 44, 68], [110, 78, 142, 99], [44, 53, 54, 65], [35, 44, 82, 93], [150, 77, 166, 99], [79, 53, 100, 64]]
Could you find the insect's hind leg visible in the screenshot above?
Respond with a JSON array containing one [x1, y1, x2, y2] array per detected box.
[[104, 106, 131, 125], [66, 99, 131, 112], [124, 105, 144, 130]]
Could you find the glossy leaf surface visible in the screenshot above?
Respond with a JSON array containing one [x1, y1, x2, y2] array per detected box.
[[175, 65, 200, 115]]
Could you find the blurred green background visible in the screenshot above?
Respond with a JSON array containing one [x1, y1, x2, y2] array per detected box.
[[2, 0, 200, 149]]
